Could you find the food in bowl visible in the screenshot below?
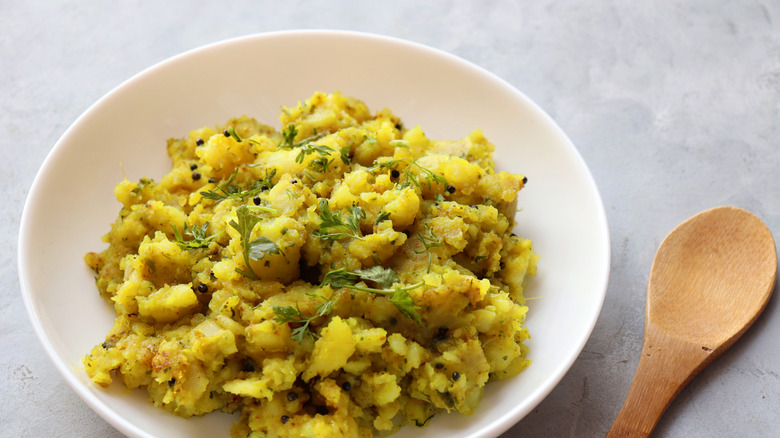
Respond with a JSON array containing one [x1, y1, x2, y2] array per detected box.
[[81, 91, 539, 437]]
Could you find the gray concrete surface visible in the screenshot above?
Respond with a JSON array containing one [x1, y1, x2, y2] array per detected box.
[[3, 1, 780, 437]]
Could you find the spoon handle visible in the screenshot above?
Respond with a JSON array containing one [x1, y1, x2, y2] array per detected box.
[[606, 323, 712, 438]]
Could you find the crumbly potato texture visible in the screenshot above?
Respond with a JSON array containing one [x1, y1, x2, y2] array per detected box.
[[82, 92, 539, 438]]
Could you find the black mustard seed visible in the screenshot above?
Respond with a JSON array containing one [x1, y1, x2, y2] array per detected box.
[[241, 360, 255, 372], [434, 326, 448, 341]]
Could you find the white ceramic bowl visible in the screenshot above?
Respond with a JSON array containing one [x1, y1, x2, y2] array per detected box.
[[19, 30, 609, 438]]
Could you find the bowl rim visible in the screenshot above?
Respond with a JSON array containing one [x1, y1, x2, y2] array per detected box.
[[18, 29, 610, 438]]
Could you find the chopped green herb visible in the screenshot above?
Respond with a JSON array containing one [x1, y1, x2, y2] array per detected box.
[[371, 158, 448, 193], [226, 126, 243, 143], [322, 266, 399, 289], [310, 155, 335, 173], [131, 177, 154, 195], [321, 266, 422, 323], [246, 236, 282, 261], [388, 287, 423, 324], [279, 124, 344, 171], [414, 223, 442, 273], [280, 124, 298, 149], [314, 199, 366, 242], [272, 293, 334, 344], [375, 211, 391, 224], [229, 205, 283, 280], [171, 221, 221, 249], [279, 124, 326, 150], [200, 168, 277, 203], [389, 139, 409, 148], [339, 144, 352, 165]]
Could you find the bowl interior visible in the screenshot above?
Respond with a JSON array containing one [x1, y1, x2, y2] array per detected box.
[[19, 30, 609, 438]]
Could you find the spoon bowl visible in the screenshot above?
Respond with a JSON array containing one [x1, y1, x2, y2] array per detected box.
[[608, 206, 777, 437]]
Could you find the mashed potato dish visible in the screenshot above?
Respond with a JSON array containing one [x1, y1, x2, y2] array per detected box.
[[82, 92, 539, 437]]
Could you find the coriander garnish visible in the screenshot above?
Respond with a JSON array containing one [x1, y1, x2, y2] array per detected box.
[[271, 293, 335, 344], [171, 222, 221, 249], [371, 158, 448, 193], [200, 168, 277, 203], [271, 266, 424, 343], [228, 205, 282, 280], [414, 223, 442, 273], [226, 126, 243, 143], [322, 266, 423, 323], [313, 199, 366, 242]]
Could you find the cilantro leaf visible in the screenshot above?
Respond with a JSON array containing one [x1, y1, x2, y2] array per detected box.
[[321, 266, 399, 290], [279, 124, 326, 151], [339, 144, 351, 165], [271, 304, 314, 344], [280, 124, 298, 149], [321, 267, 423, 323], [414, 223, 442, 273], [247, 236, 283, 260], [352, 266, 399, 289], [294, 143, 336, 165], [228, 205, 280, 280], [171, 221, 221, 249], [347, 204, 366, 232], [320, 268, 355, 289], [226, 126, 243, 142], [375, 211, 391, 225], [389, 288, 422, 324], [271, 294, 334, 344], [314, 199, 365, 242], [371, 158, 448, 194], [200, 168, 276, 203]]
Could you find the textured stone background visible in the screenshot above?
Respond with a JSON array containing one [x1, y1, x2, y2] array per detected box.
[[3, 1, 780, 437]]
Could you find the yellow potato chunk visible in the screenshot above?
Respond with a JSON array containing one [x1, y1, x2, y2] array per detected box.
[[302, 317, 356, 381], [137, 284, 199, 323]]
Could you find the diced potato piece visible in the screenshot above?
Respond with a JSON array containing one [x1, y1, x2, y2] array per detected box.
[[245, 320, 292, 354], [302, 317, 356, 381], [191, 319, 238, 362], [137, 284, 199, 323]]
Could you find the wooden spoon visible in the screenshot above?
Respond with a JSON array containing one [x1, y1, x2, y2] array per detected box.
[[607, 206, 777, 437]]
